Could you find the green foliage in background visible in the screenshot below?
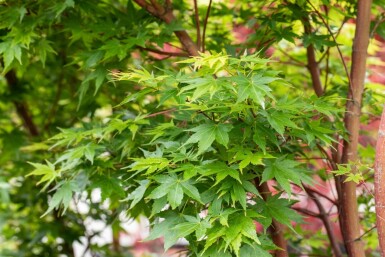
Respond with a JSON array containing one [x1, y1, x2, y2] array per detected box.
[[1, 0, 385, 256]]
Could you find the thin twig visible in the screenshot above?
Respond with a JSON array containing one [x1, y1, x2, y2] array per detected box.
[[292, 206, 320, 217], [354, 226, 376, 241], [303, 185, 337, 205], [146, 108, 176, 118], [370, 14, 385, 38], [276, 47, 305, 66], [316, 143, 337, 170], [202, 0, 212, 52], [323, 48, 330, 92]]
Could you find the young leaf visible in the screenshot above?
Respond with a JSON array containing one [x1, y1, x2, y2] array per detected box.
[[42, 181, 77, 217], [27, 161, 60, 191], [185, 123, 233, 154]]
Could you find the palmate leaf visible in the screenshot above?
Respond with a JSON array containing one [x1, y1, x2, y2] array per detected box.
[[172, 215, 211, 240], [254, 194, 301, 230], [199, 162, 241, 184], [232, 73, 276, 108], [146, 211, 184, 250], [179, 76, 219, 101], [128, 157, 170, 174], [232, 148, 273, 171], [124, 180, 150, 208], [239, 244, 272, 257], [42, 181, 78, 217], [90, 175, 125, 201], [148, 174, 202, 209], [184, 123, 233, 154], [224, 213, 260, 255], [27, 161, 60, 191], [261, 157, 309, 196], [263, 110, 299, 135]]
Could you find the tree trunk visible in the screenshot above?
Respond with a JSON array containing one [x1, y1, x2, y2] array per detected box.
[[375, 104, 385, 256], [339, 1, 372, 256]]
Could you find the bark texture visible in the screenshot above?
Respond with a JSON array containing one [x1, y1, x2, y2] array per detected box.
[[339, 1, 372, 256], [303, 20, 324, 97], [375, 104, 385, 256]]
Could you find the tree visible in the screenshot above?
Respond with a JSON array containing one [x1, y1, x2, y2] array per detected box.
[[1, 0, 385, 256]]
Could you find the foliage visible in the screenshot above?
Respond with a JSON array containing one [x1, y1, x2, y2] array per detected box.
[[1, 0, 385, 257]]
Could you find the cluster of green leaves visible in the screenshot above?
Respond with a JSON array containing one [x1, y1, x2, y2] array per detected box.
[[28, 52, 342, 256]]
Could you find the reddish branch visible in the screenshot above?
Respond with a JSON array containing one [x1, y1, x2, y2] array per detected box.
[[5, 70, 39, 137], [201, 0, 212, 53], [303, 18, 324, 97], [375, 104, 385, 255], [133, 0, 199, 56], [257, 181, 288, 257], [338, 1, 372, 256], [305, 188, 343, 257], [137, 46, 189, 57], [303, 185, 337, 206]]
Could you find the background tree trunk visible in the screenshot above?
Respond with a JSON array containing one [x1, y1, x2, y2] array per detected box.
[[339, 1, 372, 256]]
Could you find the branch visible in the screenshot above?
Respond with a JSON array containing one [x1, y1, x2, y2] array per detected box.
[[302, 17, 324, 97], [146, 108, 176, 118], [305, 187, 344, 257], [137, 46, 189, 57], [202, 0, 212, 52], [302, 185, 337, 205], [4, 70, 39, 137], [292, 206, 320, 217], [133, 0, 199, 56]]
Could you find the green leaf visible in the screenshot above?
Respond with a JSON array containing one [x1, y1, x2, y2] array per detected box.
[[255, 194, 301, 230], [181, 180, 203, 203], [185, 123, 233, 154], [224, 213, 260, 255], [27, 161, 60, 191], [91, 176, 125, 201], [128, 157, 170, 174], [125, 180, 150, 208], [234, 150, 266, 171], [146, 212, 183, 250], [232, 183, 246, 209], [262, 158, 307, 196], [42, 181, 77, 217], [168, 181, 183, 209], [264, 110, 298, 135], [200, 162, 241, 184], [149, 175, 185, 209], [173, 216, 211, 240], [233, 73, 275, 108], [239, 245, 272, 257]]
